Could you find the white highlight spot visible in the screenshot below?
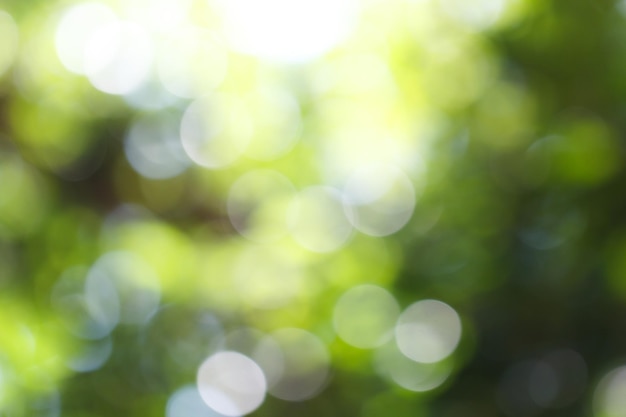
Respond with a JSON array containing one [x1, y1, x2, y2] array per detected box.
[[124, 0, 193, 34], [55, 2, 117, 75], [84, 20, 154, 95], [197, 351, 266, 416], [395, 299, 462, 364], [215, 0, 359, 62], [333, 284, 400, 349]]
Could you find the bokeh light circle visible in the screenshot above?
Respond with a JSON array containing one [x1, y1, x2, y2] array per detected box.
[[180, 94, 252, 169], [124, 112, 191, 179], [51, 266, 116, 340], [55, 2, 117, 75], [288, 186, 353, 252], [66, 337, 113, 373], [197, 351, 266, 416], [343, 164, 416, 237], [395, 299, 462, 364], [84, 20, 154, 95], [260, 328, 330, 401], [167, 385, 226, 417], [333, 284, 400, 349], [87, 251, 161, 326], [594, 366, 626, 417], [83, 265, 121, 339], [374, 342, 452, 392], [252, 336, 285, 390]]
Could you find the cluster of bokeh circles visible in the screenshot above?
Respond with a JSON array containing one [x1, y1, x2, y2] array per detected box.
[[334, 286, 461, 391], [3, 0, 626, 416], [52, 0, 422, 242], [34, 0, 472, 414]]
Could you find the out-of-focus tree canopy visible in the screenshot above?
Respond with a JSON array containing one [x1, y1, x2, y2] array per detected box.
[[1, 0, 626, 416]]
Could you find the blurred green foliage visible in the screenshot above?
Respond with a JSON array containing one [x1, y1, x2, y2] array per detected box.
[[1, 0, 626, 416]]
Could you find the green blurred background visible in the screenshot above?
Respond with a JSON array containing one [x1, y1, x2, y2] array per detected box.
[[1, 0, 625, 416]]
